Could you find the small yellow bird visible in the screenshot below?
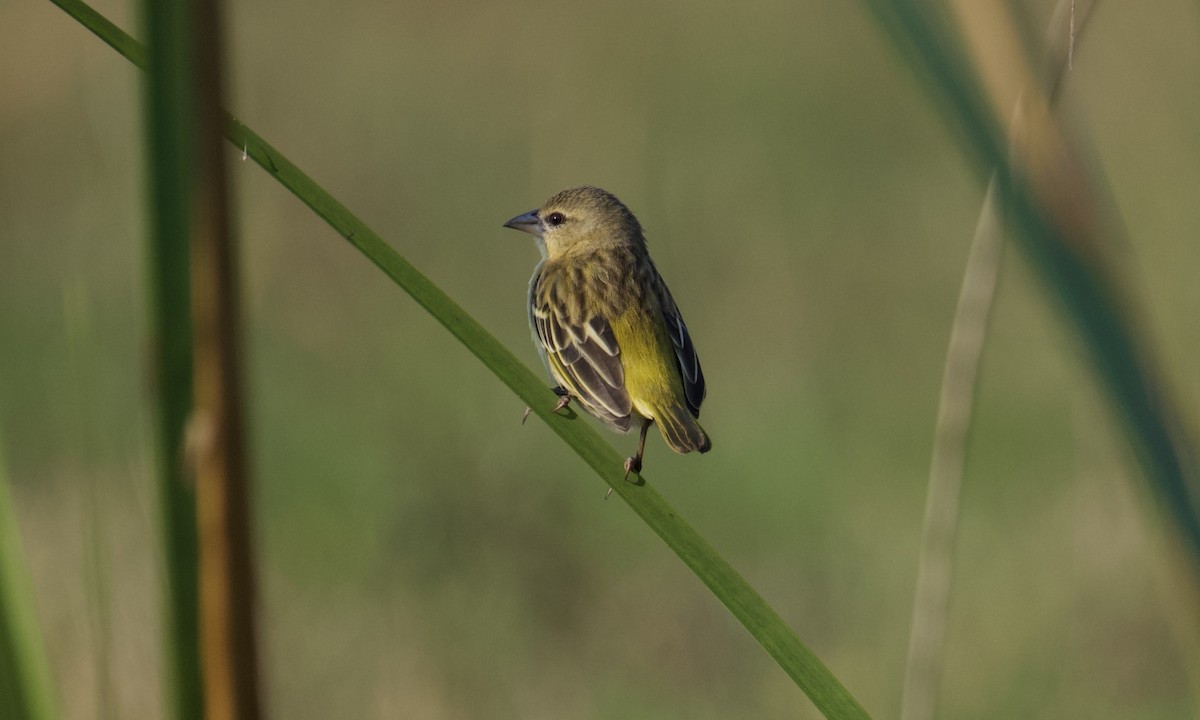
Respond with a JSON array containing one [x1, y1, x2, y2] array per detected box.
[[504, 186, 711, 481]]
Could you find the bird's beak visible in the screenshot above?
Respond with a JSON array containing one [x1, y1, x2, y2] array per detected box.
[[503, 210, 542, 237]]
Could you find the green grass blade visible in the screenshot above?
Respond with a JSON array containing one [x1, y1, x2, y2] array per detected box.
[[219, 119, 872, 720], [139, 0, 204, 714], [859, 1, 1200, 556], [0, 438, 58, 720], [48, 1, 873, 717]]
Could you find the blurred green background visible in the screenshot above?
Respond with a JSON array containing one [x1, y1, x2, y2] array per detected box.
[[3, 0, 1200, 717]]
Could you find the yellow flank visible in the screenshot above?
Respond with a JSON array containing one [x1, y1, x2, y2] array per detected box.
[[610, 304, 682, 420]]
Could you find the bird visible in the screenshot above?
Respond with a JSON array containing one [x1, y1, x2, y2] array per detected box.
[[503, 186, 710, 484]]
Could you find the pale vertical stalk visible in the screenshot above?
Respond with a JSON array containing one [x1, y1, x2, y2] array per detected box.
[[900, 4, 1097, 719], [900, 180, 1004, 720]]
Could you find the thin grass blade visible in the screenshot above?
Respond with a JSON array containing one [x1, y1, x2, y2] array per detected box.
[[48, 1, 873, 717]]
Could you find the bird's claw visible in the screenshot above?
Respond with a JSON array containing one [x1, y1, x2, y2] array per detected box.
[[522, 387, 571, 425], [622, 455, 642, 482]]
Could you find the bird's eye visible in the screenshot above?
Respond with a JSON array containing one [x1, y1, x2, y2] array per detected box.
[[545, 212, 566, 227]]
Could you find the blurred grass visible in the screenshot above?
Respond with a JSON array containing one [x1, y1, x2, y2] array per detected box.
[[864, 0, 1200, 560], [141, 0, 204, 712], [6, 0, 1200, 717], [899, 4, 1149, 719], [0, 437, 57, 720]]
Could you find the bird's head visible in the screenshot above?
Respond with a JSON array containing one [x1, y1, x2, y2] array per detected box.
[[503, 186, 644, 259]]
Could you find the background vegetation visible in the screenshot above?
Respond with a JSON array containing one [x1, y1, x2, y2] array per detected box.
[[3, 0, 1199, 717]]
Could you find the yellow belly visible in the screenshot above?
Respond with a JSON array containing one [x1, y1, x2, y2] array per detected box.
[[610, 306, 683, 419]]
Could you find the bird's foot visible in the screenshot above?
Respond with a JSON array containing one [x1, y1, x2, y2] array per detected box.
[[622, 455, 642, 483], [522, 387, 571, 425]]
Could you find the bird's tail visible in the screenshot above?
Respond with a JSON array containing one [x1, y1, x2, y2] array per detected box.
[[654, 404, 712, 454]]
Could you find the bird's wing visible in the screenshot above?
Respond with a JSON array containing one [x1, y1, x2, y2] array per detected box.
[[531, 274, 632, 431], [655, 276, 706, 418]]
